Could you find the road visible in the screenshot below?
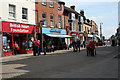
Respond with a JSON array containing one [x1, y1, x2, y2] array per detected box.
[[1, 46, 119, 79]]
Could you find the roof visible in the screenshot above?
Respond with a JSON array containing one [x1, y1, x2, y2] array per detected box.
[[64, 6, 79, 15], [58, 1, 65, 5]]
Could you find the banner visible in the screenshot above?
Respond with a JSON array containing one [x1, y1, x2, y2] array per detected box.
[[2, 21, 35, 33]]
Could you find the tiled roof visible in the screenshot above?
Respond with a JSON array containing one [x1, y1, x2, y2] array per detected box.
[[64, 6, 79, 15]]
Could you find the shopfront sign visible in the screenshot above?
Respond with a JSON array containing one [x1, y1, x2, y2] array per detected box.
[[2, 21, 35, 33], [85, 34, 88, 37], [42, 28, 66, 35], [70, 32, 78, 36], [78, 33, 84, 37], [66, 26, 70, 31]]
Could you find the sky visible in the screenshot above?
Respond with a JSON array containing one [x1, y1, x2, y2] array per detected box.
[[61, 0, 119, 39]]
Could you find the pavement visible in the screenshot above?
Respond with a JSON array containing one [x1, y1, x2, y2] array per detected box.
[[1, 46, 119, 79]]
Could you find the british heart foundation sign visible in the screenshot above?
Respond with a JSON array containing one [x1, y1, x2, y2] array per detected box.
[[2, 21, 34, 33]]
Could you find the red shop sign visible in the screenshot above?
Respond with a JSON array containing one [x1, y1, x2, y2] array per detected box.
[[70, 32, 78, 36], [78, 33, 84, 37], [66, 26, 70, 31], [2, 21, 35, 33], [85, 34, 88, 37]]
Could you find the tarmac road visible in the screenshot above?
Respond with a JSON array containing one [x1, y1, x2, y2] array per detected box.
[[1, 46, 119, 79]]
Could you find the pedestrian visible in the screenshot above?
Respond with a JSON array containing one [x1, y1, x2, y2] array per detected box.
[[83, 41, 86, 48], [38, 40, 41, 55], [32, 39, 36, 56], [76, 39, 81, 52], [43, 39, 47, 55], [72, 40, 76, 52], [34, 39, 40, 56], [14, 41, 19, 55], [89, 40, 95, 56], [85, 39, 90, 56]]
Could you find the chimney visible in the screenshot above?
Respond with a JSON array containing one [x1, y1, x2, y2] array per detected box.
[[80, 10, 84, 16], [70, 5, 75, 10]]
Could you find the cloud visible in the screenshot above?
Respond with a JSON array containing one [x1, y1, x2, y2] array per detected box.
[[88, 16, 104, 21], [61, 0, 119, 2], [102, 26, 117, 39]]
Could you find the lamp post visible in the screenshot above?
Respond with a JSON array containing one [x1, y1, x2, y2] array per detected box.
[[0, 18, 2, 57], [100, 23, 103, 42]]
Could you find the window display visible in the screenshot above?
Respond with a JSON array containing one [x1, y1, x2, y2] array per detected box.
[[3, 33, 12, 52]]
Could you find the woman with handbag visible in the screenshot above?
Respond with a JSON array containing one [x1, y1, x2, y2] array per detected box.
[[14, 41, 19, 55]]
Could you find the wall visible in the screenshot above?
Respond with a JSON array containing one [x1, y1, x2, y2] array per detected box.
[[36, 0, 64, 29], [0, 0, 35, 25]]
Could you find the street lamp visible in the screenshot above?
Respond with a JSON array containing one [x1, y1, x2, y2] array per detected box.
[[100, 22, 103, 41]]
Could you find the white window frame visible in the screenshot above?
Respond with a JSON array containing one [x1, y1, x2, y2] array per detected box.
[[50, 14, 54, 27], [58, 3, 61, 10], [50, 0, 54, 8], [58, 16, 62, 28], [22, 8, 28, 20], [9, 4, 16, 19], [72, 20, 76, 31], [42, 12, 47, 27], [42, 0, 46, 6]]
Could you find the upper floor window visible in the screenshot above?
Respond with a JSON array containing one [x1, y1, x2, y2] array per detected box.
[[9, 4, 15, 18], [42, 12, 47, 27], [69, 22, 72, 30], [50, 14, 54, 27], [22, 8, 28, 20], [58, 3, 61, 10], [58, 16, 62, 28], [68, 13, 72, 20], [42, 0, 46, 6], [50, 0, 54, 8], [73, 21, 76, 31]]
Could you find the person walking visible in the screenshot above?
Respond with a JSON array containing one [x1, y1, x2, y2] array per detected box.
[[34, 39, 40, 56], [89, 40, 95, 56], [83, 41, 86, 48], [43, 39, 47, 55], [38, 40, 41, 55], [32, 39, 36, 56], [72, 40, 76, 52], [14, 41, 19, 55], [76, 39, 81, 52], [85, 39, 90, 56]]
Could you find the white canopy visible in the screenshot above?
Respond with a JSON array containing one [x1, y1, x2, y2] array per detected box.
[[45, 34, 72, 38]]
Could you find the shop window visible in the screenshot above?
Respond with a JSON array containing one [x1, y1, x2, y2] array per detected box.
[[22, 8, 28, 20], [58, 16, 62, 28], [28, 34, 34, 50], [50, 14, 54, 27], [42, 0, 46, 6], [9, 4, 15, 18], [50, 0, 54, 8], [3, 33, 12, 52], [73, 21, 75, 31], [58, 3, 61, 10], [69, 22, 72, 30], [21, 34, 27, 50], [42, 12, 47, 27]]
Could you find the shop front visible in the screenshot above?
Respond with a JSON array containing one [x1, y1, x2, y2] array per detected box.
[[42, 28, 71, 50], [2, 21, 35, 56]]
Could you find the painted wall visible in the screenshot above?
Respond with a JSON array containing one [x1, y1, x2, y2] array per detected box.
[[0, 0, 35, 25]]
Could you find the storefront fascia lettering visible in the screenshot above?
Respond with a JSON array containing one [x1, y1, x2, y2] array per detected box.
[[42, 28, 66, 35], [2, 21, 34, 33]]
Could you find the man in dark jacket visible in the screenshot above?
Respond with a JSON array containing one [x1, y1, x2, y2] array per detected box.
[[32, 40, 36, 56], [72, 40, 76, 52], [43, 39, 47, 55], [76, 39, 81, 52]]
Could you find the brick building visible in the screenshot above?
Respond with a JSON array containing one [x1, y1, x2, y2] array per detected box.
[[35, 0, 70, 50]]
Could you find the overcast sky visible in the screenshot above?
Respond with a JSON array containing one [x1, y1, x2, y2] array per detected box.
[[61, 0, 119, 39]]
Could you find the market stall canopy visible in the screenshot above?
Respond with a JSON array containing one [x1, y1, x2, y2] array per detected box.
[[45, 34, 72, 38]]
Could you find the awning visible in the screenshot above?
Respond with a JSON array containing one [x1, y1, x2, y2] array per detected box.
[[45, 34, 72, 38], [88, 34, 93, 37]]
